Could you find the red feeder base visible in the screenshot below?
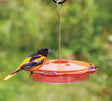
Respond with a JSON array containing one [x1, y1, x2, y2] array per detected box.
[[30, 60, 97, 84]]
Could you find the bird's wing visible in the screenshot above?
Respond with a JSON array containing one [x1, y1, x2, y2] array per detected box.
[[16, 54, 44, 70], [29, 56, 41, 62], [16, 57, 31, 70], [21, 60, 44, 70]]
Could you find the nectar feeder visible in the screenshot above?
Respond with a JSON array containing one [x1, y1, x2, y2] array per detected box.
[[30, 60, 97, 84], [30, 0, 97, 84]]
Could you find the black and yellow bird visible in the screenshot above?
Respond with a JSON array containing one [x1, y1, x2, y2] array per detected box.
[[4, 48, 53, 80]]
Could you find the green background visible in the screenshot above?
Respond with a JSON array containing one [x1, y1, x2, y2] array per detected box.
[[0, 0, 112, 101]]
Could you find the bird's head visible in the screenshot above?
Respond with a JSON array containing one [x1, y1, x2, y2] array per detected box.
[[38, 48, 54, 57]]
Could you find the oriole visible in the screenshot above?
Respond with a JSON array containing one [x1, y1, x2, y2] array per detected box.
[[4, 48, 53, 80]]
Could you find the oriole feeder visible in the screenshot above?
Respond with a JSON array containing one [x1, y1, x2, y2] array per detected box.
[[30, 60, 97, 84], [30, 0, 97, 84]]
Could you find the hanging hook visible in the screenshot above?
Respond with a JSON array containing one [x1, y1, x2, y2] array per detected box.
[[52, 0, 67, 7]]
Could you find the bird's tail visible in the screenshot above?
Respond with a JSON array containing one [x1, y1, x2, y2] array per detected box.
[[4, 69, 21, 80]]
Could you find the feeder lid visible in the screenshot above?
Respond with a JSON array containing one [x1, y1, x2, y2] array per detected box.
[[30, 60, 97, 84]]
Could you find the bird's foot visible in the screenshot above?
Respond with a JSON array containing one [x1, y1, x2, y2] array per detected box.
[[34, 72, 45, 75], [30, 71, 34, 75]]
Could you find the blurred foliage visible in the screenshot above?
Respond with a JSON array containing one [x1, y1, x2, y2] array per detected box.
[[0, 0, 112, 101]]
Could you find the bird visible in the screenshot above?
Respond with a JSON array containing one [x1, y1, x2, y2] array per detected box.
[[4, 48, 53, 80], [52, 0, 67, 6]]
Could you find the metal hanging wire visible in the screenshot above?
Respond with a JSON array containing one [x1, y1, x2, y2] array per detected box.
[[58, 4, 63, 70], [52, 0, 66, 70]]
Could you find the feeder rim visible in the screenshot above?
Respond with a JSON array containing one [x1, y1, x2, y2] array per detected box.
[[30, 68, 97, 77], [34, 68, 97, 76], [27, 59, 97, 76]]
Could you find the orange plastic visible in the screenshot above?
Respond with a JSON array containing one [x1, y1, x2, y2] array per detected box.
[[29, 60, 97, 84]]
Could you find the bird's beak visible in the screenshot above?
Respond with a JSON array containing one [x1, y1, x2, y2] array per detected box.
[[48, 49, 54, 53]]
